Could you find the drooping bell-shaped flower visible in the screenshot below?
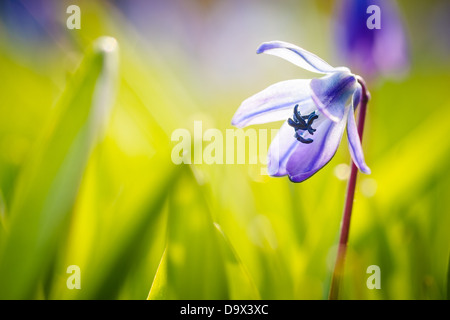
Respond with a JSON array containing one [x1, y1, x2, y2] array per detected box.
[[232, 41, 370, 182]]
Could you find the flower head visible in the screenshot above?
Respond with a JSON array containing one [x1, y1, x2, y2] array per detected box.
[[232, 41, 370, 182]]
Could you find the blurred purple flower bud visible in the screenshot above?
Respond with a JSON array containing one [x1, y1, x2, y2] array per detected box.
[[0, 0, 57, 45], [335, 0, 409, 79]]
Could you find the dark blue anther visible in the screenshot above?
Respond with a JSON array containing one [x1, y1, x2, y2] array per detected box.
[[295, 132, 313, 144], [293, 105, 307, 126], [306, 112, 318, 135], [288, 105, 319, 144]]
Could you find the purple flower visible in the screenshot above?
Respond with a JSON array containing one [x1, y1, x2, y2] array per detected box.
[[232, 41, 370, 182], [335, 0, 409, 79]]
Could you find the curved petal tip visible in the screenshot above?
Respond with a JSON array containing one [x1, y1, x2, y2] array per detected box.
[[256, 41, 337, 74]]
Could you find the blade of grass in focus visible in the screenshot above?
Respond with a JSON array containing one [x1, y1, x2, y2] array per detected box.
[[148, 166, 229, 299], [213, 223, 261, 299], [0, 36, 119, 299]]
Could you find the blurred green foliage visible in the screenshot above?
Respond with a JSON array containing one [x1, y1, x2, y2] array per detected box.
[[0, 0, 449, 300]]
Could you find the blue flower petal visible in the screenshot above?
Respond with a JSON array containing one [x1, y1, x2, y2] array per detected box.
[[346, 87, 371, 174], [285, 113, 348, 182], [267, 121, 299, 176], [352, 82, 362, 111], [231, 79, 315, 128], [310, 71, 357, 123], [257, 41, 339, 74]]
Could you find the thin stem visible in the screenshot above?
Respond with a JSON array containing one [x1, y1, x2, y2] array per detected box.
[[328, 76, 370, 300]]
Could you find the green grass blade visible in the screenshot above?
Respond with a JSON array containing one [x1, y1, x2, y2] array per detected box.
[[148, 167, 229, 300], [0, 37, 119, 299], [147, 248, 170, 300], [83, 161, 180, 299], [213, 223, 261, 299]]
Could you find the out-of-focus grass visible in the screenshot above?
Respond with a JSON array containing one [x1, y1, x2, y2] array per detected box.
[[0, 0, 449, 300], [0, 35, 119, 299]]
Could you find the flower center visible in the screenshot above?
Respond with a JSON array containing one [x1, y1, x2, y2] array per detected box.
[[287, 104, 318, 144]]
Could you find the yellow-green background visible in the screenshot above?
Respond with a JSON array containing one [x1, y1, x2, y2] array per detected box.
[[0, 0, 449, 299]]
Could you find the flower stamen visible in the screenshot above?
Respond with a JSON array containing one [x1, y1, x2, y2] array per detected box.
[[288, 105, 318, 144]]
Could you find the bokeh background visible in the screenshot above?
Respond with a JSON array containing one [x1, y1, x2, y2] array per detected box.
[[0, 0, 449, 300]]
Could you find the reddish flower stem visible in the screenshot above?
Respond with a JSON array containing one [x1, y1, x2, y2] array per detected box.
[[328, 76, 370, 300]]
